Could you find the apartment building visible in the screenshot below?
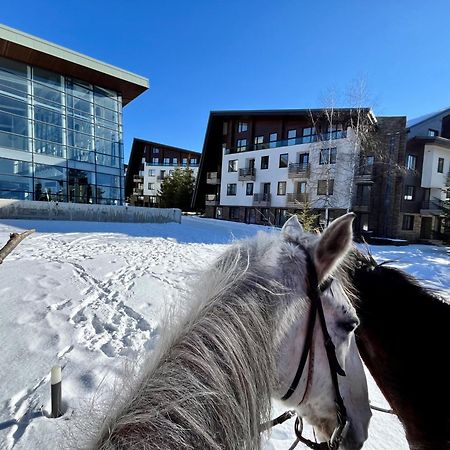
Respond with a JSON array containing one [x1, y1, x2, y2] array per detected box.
[[126, 138, 200, 206], [193, 109, 378, 228], [0, 24, 148, 205], [396, 109, 450, 241]]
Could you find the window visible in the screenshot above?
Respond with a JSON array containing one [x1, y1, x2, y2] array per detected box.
[[223, 121, 228, 135], [246, 182, 254, 195], [172, 158, 178, 164], [279, 153, 289, 168], [302, 127, 316, 143], [227, 183, 237, 196], [230, 207, 240, 220], [287, 129, 297, 145], [327, 124, 344, 139], [163, 158, 170, 165], [254, 136, 264, 149], [236, 139, 247, 152], [404, 185, 415, 201], [356, 184, 371, 206], [238, 122, 248, 132], [438, 157, 444, 173], [317, 179, 334, 195], [297, 181, 307, 193], [148, 169, 155, 176], [269, 133, 278, 148], [277, 181, 287, 195], [261, 155, 269, 169], [152, 157, 159, 164], [148, 183, 154, 190], [319, 147, 337, 165], [406, 154, 417, 170], [402, 215, 414, 230], [428, 129, 438, 137], [228, 159, 238, 172], [153, 147, 159, 154], [182, 158, 188, 165], [190, 158, 198, 165]]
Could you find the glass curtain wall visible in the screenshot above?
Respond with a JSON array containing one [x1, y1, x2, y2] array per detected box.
[[0, 56, 124, 204]]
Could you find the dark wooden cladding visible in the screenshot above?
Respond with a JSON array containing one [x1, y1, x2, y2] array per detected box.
[[0, 38, 147, 105], [125, 138, 201, 199]]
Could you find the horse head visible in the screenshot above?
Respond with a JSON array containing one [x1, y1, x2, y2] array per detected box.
[[272, 213, 371, 450]]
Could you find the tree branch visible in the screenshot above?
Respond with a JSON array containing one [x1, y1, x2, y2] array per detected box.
[[0, 229, 35, 265]]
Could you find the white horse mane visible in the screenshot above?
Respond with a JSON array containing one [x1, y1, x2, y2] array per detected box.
[[94, 232, 294, 450]]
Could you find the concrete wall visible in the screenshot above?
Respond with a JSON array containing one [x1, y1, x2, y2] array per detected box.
[[0, 199, 181, 223]]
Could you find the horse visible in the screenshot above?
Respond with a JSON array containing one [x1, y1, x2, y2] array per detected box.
[[93, 213, 372, 450], [347, 249, 450, 450]]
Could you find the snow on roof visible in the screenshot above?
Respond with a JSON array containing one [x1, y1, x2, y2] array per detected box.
[[407, 107, 450, 128]]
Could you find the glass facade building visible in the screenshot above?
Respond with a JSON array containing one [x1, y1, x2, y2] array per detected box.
[[0, 56, 125, 204]]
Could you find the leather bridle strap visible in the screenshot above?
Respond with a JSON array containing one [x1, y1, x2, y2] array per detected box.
[[280, 245, 349, 449]]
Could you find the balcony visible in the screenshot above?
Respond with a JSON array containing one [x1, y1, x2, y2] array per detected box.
[[253, 193, 271, 206], [238, 167, 256, 181], [287, 193, 309, 206], [224, 130, 347, 155], [355, 167, 374, 184], [206, 171, 220, 185], [133, 175, 143, 183], [205, 194, 219, 206], [156, 175, 164, 181], [420, 197, 445, 215], [132, 188, 143, 196], [288, 163, 310, 179]]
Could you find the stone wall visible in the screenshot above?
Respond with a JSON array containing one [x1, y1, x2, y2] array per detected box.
[[0, 199, 181, 224]]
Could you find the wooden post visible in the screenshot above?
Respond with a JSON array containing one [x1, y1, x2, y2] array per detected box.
[[51, 366, 62, 418], [0, 229, 35, 265]]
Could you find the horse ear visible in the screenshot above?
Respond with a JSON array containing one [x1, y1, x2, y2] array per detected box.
[[314, 213, 355, 281], [281, 215, 304, 242]]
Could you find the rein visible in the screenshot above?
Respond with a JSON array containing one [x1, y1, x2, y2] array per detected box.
[[262, 245, 350, 450]]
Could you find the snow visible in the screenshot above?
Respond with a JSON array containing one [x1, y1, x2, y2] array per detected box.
[[0, 216, 448, 449]]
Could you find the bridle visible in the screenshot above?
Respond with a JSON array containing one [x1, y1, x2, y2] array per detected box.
[[262, 244, 350, 450]]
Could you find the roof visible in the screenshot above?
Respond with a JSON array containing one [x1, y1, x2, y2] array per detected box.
[[209, 107, 377, 122], [0, 23, 149, 106], [406, 107, 450, 128], [132, 138, 201, 156]]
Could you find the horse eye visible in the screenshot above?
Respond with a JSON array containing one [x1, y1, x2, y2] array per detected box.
[[319, 277, 334, 292], [338, 320, 359, 333]]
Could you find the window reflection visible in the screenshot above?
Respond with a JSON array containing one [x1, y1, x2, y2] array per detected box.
[[0, 59, 123, 205], [69, 169, 95, 203]]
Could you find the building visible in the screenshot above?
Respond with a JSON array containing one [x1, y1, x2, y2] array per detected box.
[[126, 138, 200, 207], [193, 108, 380, 228], [397, 109, 450, 241], [0, 24, 148, 205]]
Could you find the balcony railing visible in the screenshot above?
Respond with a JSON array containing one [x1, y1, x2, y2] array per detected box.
[[205, 194, 219, 206], [288, 163, 310, 179], [224, 130, 347, 155], [238, 167, 256, 181], [253, 193, 271, 206], [287, 193, 309, 205], [206, 171, 220, 184], [421, 197, 445, 211], [146, 162, 199, 167]]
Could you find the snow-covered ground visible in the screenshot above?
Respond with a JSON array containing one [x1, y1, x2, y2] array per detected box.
[[0, 216, 448, 450]]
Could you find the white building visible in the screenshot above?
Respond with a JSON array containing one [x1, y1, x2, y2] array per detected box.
[[194, 109, 375, 227]]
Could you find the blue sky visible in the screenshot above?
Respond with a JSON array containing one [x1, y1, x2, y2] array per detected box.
[[2, 1, 450, 161]]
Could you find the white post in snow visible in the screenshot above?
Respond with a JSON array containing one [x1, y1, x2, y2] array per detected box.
[[51, 366, 62, 418]]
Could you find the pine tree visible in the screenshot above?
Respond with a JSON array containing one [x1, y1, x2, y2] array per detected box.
[[158, 168, 195, 211], [294, 202, 320, 232]]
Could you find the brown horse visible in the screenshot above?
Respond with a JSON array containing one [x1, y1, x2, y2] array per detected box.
[[348, 250, 450, 450]]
